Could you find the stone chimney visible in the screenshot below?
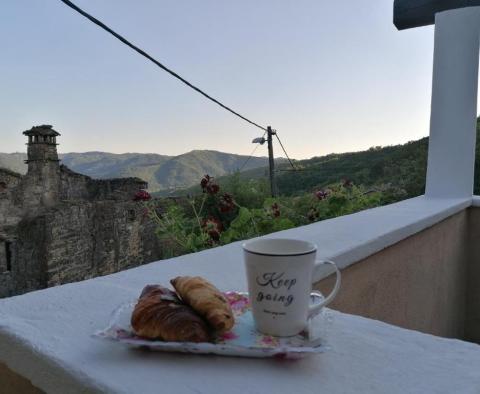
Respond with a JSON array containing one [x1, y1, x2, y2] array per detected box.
[[22, 125, 61, 208], [23, 125, 60, 168]]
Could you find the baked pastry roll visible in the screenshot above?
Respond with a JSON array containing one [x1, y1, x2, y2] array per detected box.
[[131, 284, 210, 342], [171, 276, 234, 333]]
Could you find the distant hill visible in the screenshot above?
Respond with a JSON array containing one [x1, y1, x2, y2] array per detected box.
[[269, 118, 480, 198], [0, 150, 271, 193], [9, 118, 480, 198], [8, 117, 480, 204], [273, 137, 429, 198], [0, 152, 27, 174], [176, 137, 428, 198]]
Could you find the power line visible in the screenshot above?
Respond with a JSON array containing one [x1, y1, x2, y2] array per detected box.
[[275, 132, 297, 170], [239, 130, 267, 172], [59, 0, 268, 132], [239, 144, 261, 173], [59, 0, 304, 184]]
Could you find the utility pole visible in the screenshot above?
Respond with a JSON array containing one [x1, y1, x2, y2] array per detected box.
[[267, 126, 277, 197]]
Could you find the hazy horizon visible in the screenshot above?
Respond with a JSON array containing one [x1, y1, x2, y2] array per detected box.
[[0, 134, 425, 160], [0, 1, 444, 159]]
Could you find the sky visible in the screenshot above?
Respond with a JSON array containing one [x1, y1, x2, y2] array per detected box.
[[0, 0, 438, 159]]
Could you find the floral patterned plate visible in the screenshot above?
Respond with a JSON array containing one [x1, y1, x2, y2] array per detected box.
[[94, 292, 332, 359]]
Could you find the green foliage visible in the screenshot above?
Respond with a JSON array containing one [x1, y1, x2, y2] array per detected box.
[[274, 138, 429, 199], [219, 172, 270, 208], [220, 206, 295, 244], [148, 174, 407, 258], [148, 175, 297, 257], [147, 201, 209, 258]]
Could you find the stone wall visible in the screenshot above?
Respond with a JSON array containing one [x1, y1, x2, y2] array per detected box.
[[0, 129, 161, 299], [44, 201, 162, 288], [86, 177, 147, 201], [59, 165, 91, 200], [0, 169, 23, 228], [0, 200, 163, 296], [0, 198, 22, 228], [0, 166, 161, 298], [12, 215, 49, 295], [21, 162, 61, 210], [0, 169, 24, 297], [0, 168, 23, 192], [0, 272, 14, 298], [59, 165, 147, 202]]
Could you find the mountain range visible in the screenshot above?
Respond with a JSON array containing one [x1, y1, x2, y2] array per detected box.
[[5, 119, 480, 202], [193, 137, 428, 199], [0, 150, 273, 193]]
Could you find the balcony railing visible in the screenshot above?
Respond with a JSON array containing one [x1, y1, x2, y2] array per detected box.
[[1, 195, 480, 393]]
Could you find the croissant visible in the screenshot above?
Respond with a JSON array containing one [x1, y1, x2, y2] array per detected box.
[[131, 285, 210, 342], [171, 276, 234, 333]]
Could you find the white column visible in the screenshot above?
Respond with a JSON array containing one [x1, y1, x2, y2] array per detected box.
[[426, 7, 480, 198]]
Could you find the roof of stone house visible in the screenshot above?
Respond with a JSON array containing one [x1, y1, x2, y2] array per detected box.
[[23, 125, 61, 137]]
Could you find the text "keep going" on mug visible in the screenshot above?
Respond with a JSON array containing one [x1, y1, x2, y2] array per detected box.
[[243, 238, 341, 337]]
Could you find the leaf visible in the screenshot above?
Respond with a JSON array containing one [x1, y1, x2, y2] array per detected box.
[[229, 207, 252, 229], [272, 218, 295, 231], [220, 229, 234, 244]]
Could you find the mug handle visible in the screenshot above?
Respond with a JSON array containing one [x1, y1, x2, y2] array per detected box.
[[308, 260, 341, 318]]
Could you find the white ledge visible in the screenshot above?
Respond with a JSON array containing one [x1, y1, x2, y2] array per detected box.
[[471, 195, 480, 206], [271, 195, 472, 281], [0, 195, 478, 393]]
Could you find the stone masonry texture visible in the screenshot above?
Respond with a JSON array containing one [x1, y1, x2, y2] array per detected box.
[[0, 126, 163, 297]]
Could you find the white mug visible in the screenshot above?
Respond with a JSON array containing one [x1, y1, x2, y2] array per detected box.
[[242, 238, 341, 337]]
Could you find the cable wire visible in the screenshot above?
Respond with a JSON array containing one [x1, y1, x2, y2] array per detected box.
[[59, 0, 268, 132], [238, 130, 267, 172], [274, 132, 297, 170]]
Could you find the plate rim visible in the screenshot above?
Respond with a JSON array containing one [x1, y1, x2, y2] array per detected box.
[[93, 290, 329, 358]]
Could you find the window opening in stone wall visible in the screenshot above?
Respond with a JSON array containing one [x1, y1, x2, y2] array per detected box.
[[128, 209, 136, 222], [5, 242, 12, 271], [0, 182, 6, 192]]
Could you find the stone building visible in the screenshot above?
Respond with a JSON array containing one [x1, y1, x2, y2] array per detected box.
[[0, 125, 163, 297]]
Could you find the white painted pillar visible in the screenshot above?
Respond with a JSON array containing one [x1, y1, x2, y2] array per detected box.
[[426, 7, 480, 198]]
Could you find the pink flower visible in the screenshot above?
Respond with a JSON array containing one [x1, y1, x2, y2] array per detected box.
[[219, 331, 238, 341]]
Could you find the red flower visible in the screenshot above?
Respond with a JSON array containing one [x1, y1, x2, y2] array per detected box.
[[271, 203, 280, 218], [133, 189, 151, 201], [200, 174, 220, 195], [202, 217, 223, 241], [307, 207, 319, 222], [206, 183, 220, 195], [314, 190, 329, 200], [222, 193, 234, 204], [142, 207, 150, 218], [200, 175, 211, 189], [219, 193, 235, 213]]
